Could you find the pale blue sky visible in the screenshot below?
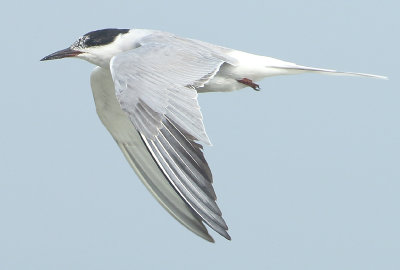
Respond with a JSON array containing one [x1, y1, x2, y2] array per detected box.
[[1, 1, 398, 269]]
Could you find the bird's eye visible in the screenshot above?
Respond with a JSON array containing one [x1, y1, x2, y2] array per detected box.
[[72, 36, 89, 49]]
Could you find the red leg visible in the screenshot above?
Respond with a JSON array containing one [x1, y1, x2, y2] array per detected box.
[[237, 78, 260, 91]]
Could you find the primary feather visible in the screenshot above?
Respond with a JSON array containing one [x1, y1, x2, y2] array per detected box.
[[41, 28, 386, 241]]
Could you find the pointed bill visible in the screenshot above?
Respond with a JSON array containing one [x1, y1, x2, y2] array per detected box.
[[40, 48, 82, 61]]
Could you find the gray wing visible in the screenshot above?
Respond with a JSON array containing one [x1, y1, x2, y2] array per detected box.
[[90, 67, 215, 242], [109, 35, 231, 239]]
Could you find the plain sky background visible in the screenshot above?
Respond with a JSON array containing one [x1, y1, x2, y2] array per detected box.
[[0, 0, 398, 269]]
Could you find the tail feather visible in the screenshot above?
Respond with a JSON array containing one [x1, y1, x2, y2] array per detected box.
[[269, 64, 388, 80]]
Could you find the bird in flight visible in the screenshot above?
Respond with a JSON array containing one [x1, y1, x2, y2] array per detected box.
[[41, 28, 386, 242]]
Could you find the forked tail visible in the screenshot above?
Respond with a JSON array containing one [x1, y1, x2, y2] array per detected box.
[[269, 64, 388, 80]]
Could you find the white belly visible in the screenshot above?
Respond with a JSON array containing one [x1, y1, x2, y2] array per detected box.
[[198, 50, 299, 93], [198, 75, 244, 93]]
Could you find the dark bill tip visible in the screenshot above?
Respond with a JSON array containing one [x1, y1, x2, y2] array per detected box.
[[40, 48, 82, 61]]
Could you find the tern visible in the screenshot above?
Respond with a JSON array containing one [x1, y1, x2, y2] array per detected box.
[[41, 28, 386, 242]]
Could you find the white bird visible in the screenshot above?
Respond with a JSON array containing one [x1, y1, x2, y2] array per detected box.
[[41, 28, 386, 242]]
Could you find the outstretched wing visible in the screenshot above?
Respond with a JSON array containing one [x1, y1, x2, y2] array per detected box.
[[91, 67, 215, 242], [109, 34, 231, 239]]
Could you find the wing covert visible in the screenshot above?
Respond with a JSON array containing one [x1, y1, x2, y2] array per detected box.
[[109, 35, 231, 239], [90, 67, 216, 241], [110, 38, 227, 144]]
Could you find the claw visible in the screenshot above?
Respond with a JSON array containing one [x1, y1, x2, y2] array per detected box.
[[237, 78, 260, 91]]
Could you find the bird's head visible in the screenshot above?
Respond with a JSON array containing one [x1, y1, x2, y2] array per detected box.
[[41, 28, 133, 68]]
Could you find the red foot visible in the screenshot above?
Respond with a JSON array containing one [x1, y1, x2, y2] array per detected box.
[[237, 78, 260, 91]]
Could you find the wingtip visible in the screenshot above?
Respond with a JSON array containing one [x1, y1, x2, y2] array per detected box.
[[208, 236, 216, 243], [202, 231, 231, 242], [197, 231, 215, 243], [219, 229, 231, 241]]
